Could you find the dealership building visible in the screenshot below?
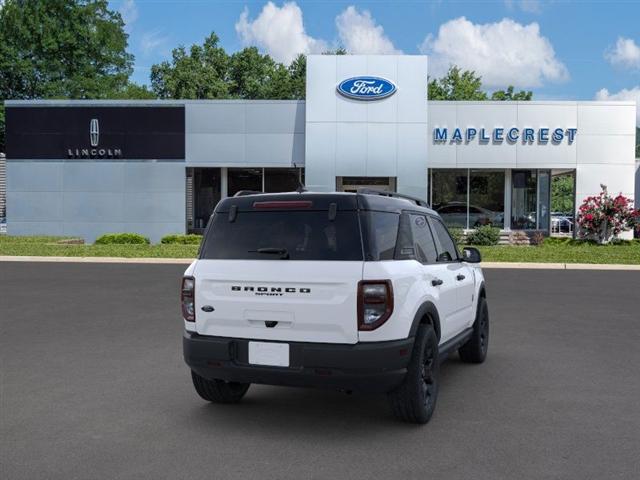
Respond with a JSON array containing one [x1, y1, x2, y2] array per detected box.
[[3, 55, 638, 242]]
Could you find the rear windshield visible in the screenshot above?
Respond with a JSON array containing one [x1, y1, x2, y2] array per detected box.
[[200, 211, 363, 261]]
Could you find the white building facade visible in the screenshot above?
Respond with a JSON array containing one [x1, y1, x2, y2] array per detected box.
[[3, 54, 637, 241]]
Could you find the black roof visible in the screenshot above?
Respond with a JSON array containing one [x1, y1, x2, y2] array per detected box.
[[214, 191, 437, 215]]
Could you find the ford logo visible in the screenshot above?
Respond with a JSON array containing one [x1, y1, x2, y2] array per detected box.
[[337, 76, 397, 101]]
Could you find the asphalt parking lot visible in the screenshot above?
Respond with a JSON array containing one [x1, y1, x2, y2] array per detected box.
[[2, 262, 640, 480]]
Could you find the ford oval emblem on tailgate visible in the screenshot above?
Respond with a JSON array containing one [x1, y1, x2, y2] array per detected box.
[[337, 76, 397, 101]]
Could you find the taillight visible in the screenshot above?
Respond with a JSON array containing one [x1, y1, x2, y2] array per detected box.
[[357, 280, 393, 331], [253, 200, 313, 209], [181, 276, 195, 322]]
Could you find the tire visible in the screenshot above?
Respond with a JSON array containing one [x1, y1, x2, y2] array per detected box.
[[191, 370, 250, 404], [458, 296, 489, 364], [388, 324, 439, 424]]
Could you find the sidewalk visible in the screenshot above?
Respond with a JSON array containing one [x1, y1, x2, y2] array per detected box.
[[2, 255, 640, 270]]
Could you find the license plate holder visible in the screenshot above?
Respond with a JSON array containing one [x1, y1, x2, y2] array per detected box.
[[248, 341, 290, 367]]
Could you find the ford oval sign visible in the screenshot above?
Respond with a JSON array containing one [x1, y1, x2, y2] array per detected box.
[[337, 77, 397, 101]]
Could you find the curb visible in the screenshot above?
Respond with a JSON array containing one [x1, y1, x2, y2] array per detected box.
[[481, 262, 640, 270], [1, 256, 639, 270], [0, 255, 193, 264]]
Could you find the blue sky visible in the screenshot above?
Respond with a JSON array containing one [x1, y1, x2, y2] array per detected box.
[[113, 0, 640, 122]]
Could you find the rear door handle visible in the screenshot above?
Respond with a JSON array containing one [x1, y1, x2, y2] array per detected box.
[[431, 278, 443, 286], [456, 274, 466, 281]]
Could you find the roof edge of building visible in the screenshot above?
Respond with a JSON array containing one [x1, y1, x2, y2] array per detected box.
[[4, 99, 306, 107]]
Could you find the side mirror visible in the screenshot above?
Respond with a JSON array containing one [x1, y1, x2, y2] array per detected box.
[[462, 247, 482, 263]]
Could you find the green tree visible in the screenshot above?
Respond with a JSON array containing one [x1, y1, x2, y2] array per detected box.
[[428, 66, 533, 102], [288, 54, 306, 100], [323, 47, 347, 55], [551, 174, 575, 213], [0, 0, 133, 99], [111, 83, 156, 100], [150, 33, 230, 99], [0, 0, 137, 151], [428, 67, 488, 101], [228, 47, 287, 99], [150, 33, 308, 100], [491, 86, 533, 101]]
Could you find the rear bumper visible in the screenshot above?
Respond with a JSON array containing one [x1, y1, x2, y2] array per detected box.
[[183, 332, 414, 393]]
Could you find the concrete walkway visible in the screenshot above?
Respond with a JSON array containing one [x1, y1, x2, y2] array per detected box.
[[1, 255, 640, 270]]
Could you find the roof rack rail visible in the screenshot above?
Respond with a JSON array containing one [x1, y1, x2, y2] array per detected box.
[[233, 190, 263, 197], [357, 188, 430, 208]]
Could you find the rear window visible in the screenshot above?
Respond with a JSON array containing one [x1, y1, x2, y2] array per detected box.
[[200, 211, 363, 261]]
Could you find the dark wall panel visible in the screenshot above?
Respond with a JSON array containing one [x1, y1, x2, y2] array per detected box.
[[6, 106, 185, 160]]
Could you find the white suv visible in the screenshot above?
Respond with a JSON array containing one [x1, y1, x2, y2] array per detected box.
[[182, 191, 489, 424]]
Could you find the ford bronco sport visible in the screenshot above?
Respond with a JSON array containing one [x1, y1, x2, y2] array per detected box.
[[182, 190, 488, 424]]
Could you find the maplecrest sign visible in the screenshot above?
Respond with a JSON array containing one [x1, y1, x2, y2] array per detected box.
[[433, 127, 577, 144]]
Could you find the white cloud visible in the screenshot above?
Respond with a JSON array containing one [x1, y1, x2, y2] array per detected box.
[[335, 6, 401, 55], [595, 87, 640, 125], [140, 30, 167, 56], [235, 1, 327, 65], [504, 0, 542, 14], [420, 17, 568, 89], [605, 37, 640, 70], [119, 0, 138, 33]]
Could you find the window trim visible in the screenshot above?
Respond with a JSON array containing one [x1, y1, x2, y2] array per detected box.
[[427, 215, 461, 263], [406, 212, 439, 265]]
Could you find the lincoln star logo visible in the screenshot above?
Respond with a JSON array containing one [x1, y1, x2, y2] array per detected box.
[[90, 118, 99, 147], [67, 117, 122, 159], [231, 285, 311, 297], [337, 76, 397, 100]]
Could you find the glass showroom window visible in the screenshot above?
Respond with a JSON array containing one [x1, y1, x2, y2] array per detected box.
[[228, 168, 263, 196], [191, 168, 221, 231], [511, 170, 538, 230], [429, 169, 468, 228], [537, 170, 551, 232], [429, 169, 505, 230], [469, 170, 505, 228], [264, 168, 303, 193]]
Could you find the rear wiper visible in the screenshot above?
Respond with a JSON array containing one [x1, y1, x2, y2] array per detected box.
[[249, 247, 290, 259]]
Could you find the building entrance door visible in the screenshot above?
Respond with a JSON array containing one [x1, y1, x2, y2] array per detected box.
[[336, 176, 396, 193]]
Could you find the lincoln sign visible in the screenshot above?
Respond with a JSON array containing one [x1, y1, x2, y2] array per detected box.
[[67, 147, 123, 159]]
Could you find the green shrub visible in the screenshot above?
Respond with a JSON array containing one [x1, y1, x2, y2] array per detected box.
[[0, 235, 76, 244], [447, 228, 465, 245], [530, 231, 545, 246], [94, 233, 150, 245], [160, 234, 203, 245], [466, 226, 500, 246], [543, 236, 572, 246]]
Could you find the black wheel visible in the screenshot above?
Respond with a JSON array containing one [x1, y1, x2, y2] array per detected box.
[[388, 324, 439, 424], [191, 371, 250, 404], [458, 296, 489, 363]]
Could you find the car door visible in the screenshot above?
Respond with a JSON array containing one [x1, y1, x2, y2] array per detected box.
[[427, 216, 475, 336], [407, 213, 459, 344]]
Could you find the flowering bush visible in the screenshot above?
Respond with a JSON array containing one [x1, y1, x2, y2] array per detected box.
[[577, 185, 639, 244]]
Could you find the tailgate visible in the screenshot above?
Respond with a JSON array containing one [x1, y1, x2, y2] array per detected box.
[[194, 260, 363, 344]]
